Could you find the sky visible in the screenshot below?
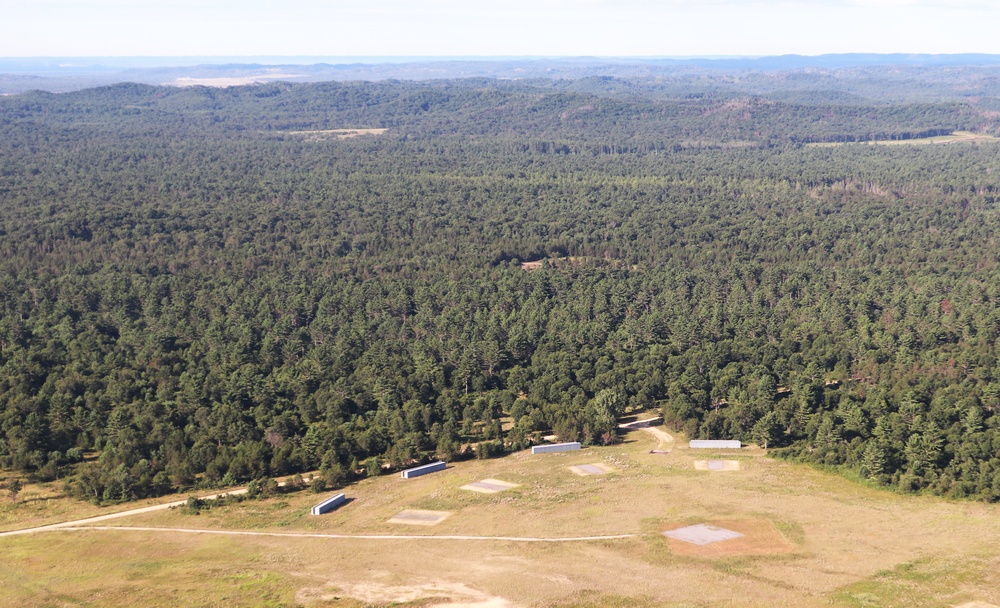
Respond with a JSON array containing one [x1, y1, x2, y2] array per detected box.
[[2, 0, 1000, 58]]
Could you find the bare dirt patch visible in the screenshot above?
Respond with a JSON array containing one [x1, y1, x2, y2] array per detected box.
[[619, 418, 673, 453], [296, 580, 514, 607], [660, 519, 796, 558], [519, 256, 624, 272], [285, 128, 388, 141], [388, 509, 451, 526]]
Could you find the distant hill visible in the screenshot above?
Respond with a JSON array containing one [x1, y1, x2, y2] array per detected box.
[[4, 53, 1000, 95]]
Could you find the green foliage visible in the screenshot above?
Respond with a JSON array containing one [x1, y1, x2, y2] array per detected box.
[[1, 78, 1000, 502]]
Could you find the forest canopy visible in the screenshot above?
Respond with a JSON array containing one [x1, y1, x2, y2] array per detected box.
[[2, 75, 1000, 503]]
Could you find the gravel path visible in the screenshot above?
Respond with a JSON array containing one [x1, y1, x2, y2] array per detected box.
[[31, 525, 638, 543]]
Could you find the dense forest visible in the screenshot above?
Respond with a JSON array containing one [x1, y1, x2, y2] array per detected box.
[[2, 75, 1000, 504]]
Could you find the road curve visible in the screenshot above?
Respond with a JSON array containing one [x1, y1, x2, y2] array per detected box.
[[0, 488, 248, 538]]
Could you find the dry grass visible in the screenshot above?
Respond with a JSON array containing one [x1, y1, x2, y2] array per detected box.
[[0, 479, 201, 533], [6, 423, 1000, 606]]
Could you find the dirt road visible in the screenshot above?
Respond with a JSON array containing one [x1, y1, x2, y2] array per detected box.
[[52, 526, 638, 542], [618, 417, 674, 452], [0, 487, 247, 538]]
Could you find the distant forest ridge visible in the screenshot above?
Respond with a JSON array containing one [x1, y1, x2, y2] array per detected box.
[[4, 53, 1000, 95]]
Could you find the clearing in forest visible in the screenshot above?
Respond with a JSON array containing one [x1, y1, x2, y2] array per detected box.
[[284, 128, 388, 140], [808, 131, 1000, 147], [7, 420, 1000, 608]]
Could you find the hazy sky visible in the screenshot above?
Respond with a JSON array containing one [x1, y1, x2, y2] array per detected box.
[[2, 0, 999, 57]]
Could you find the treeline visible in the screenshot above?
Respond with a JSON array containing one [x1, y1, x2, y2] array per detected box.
[[1, 79, 1000, 503], [4, 79, 996, 147]]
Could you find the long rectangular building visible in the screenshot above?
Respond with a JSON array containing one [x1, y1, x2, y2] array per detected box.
[[689, 440, 742, 449], [310, 492, 347, 515], [531, 442, 582, 454], [400, 460, 447, 479]]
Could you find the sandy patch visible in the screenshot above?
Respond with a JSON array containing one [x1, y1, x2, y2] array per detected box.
[[569, 463, 613, 476], [460, 479, 520, 494], [619, 417, 674, 453], [431, 600, 514, 608], [388, 509, 452, 526], [694, 460, 741, 471], [660, 519, 796, 558], [285, 128, 387, 140], [297, 580, 514, 607], [663, 523, 744, 545], [955, 603, 1000, 608]]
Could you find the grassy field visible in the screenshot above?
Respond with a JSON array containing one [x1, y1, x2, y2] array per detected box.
[[807, 131, 1000, 147], [4, 426, 1000, 607]]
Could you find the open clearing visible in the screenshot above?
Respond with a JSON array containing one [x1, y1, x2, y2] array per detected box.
[[284, 128, 388, 140], [5, 420, 1000, 607], [807, 130, 1000, 147]]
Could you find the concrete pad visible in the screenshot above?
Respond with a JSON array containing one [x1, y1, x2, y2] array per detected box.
[[387, 509, 451, 526], [662, 523, 744, 546], [460, 479, 520, 494], [694, 460, 741, 471], [569, 463, 613, 476]]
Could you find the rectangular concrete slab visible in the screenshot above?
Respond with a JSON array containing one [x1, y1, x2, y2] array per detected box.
[[569, 463, 613, 476], [460, 479, 520, 494], [387, 509, 451, 526], [663, 523, 744, 545], [694, 460, 741, 471]]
